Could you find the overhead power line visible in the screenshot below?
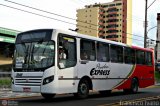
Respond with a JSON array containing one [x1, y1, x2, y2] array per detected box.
[[4, 0, 97, 27], [5, 0, 147, 26], [147, 0, 157, 9], [0, 3, 97, 31], [0, 3, 148, 43], [4, 0, 150, 38], [1, 1, 155, 43]]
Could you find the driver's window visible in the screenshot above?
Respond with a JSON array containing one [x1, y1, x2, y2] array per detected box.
[[58, 34, 77, 69]]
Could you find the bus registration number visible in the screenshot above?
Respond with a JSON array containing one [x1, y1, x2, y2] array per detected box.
[[23, 87, 31, 92]]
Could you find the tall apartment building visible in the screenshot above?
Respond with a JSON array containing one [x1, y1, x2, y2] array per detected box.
[[76, 0, 132, 45], [156, 13, 160, 62]]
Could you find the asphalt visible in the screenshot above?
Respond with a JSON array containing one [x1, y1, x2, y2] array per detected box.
[[0, 83, 159, 100]]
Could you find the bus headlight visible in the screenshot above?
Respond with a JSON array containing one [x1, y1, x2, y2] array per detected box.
[[43, 75, 54, 85], [11, 77, 14, 84]]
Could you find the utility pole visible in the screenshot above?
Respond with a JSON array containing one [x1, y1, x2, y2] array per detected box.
[[144, 0, 148, 48]]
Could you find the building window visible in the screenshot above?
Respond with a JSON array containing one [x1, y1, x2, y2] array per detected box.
[[116, 3, 122, 6], [109, 4, 115, 7], [106, 19, 119, 23], [103, 5, 108, 8], [106, 35, 119, 38], [106, 14, 119, 18], [106, 30, 119, 33], [106, 24, 119, 28], [107, 8, 118, 12]]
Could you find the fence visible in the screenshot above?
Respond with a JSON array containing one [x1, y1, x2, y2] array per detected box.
[[0, 72, 11, 77]]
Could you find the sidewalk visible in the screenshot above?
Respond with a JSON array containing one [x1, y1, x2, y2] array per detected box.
[[0, 89, 40, 99]]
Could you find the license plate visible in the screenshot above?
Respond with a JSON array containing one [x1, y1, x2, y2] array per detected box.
[[23, 87, 31, 92]]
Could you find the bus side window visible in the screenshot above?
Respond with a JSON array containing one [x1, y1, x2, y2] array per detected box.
[[145, 52, 152, 66], [110, 45, 123, 63], [97, 42, 109, 62], [124, 48, 135, 64], [58, 34, 77, 68], [80, 39, 96, 61], [136, 50, 145, 65]]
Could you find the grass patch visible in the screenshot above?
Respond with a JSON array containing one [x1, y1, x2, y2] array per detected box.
[[0, 77, 11, 86], [155, 71, 160, 83]]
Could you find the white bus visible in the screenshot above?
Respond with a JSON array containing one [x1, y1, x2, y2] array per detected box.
[[12, 29, 154, 99]]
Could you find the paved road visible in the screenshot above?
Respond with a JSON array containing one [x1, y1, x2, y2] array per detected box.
[[1, 86, 160, 106]]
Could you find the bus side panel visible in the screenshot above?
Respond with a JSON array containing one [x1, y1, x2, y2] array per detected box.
[[115, 65, 154, 90], [136, 65, 154, 88]]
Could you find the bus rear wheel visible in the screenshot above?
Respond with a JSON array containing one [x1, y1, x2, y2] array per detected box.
[[124, 78, 139, 94], [74, 80, 89, 99], [130, 78, 139, 93], [41, 93, 55, 99]]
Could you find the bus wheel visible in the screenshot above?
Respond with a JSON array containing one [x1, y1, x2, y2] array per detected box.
[[41, 93, 55, 99], [99, 90, 111, 96], [74, 80, 89, 99], [123, 78, 138, 94], [130, 78, 139, 93]]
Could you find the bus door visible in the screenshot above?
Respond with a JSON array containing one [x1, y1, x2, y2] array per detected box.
[[57, 34, 78, 92]]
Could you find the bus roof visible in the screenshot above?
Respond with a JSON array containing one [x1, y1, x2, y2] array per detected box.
[[18, 28, 153, 52], [55, 29, 152, 52]]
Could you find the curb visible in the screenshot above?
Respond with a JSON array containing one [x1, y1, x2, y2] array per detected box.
[[0, 95, 41, 100], [155, 83, 160, 86]]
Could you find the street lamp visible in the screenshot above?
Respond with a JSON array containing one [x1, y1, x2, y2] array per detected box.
[[144, 0, 157, 48], [146, 26, 157, 48], [147, 26, 157, 35]]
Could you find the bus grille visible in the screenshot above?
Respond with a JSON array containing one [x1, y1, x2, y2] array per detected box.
[[15, 76, 42, 86]]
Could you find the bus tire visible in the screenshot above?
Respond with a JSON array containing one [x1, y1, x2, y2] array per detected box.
[[130, 78, 139, 93], [123, 78, 138, 94], [41, 93, 55, 99], [99, 90, 111, 96], [74, 80, 89, 99]]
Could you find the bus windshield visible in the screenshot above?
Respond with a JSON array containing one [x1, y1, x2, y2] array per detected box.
[[13, 41, 55, 70]]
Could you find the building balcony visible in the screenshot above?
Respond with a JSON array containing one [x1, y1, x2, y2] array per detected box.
[[98, 16, 104, 20], [107, 22, 117, 24], [99, 12, 104, 15], [108, 17, 117, 20], [106, 38, 118, 41], [98, 27, 104, 30], [107, 28, 117, 30], [99, 7, 104, 10], [98, 32, 104, 36], [98, 22, 104, 25]]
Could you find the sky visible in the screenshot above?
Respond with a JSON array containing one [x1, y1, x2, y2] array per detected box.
[[0, 0, 160, 47]]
